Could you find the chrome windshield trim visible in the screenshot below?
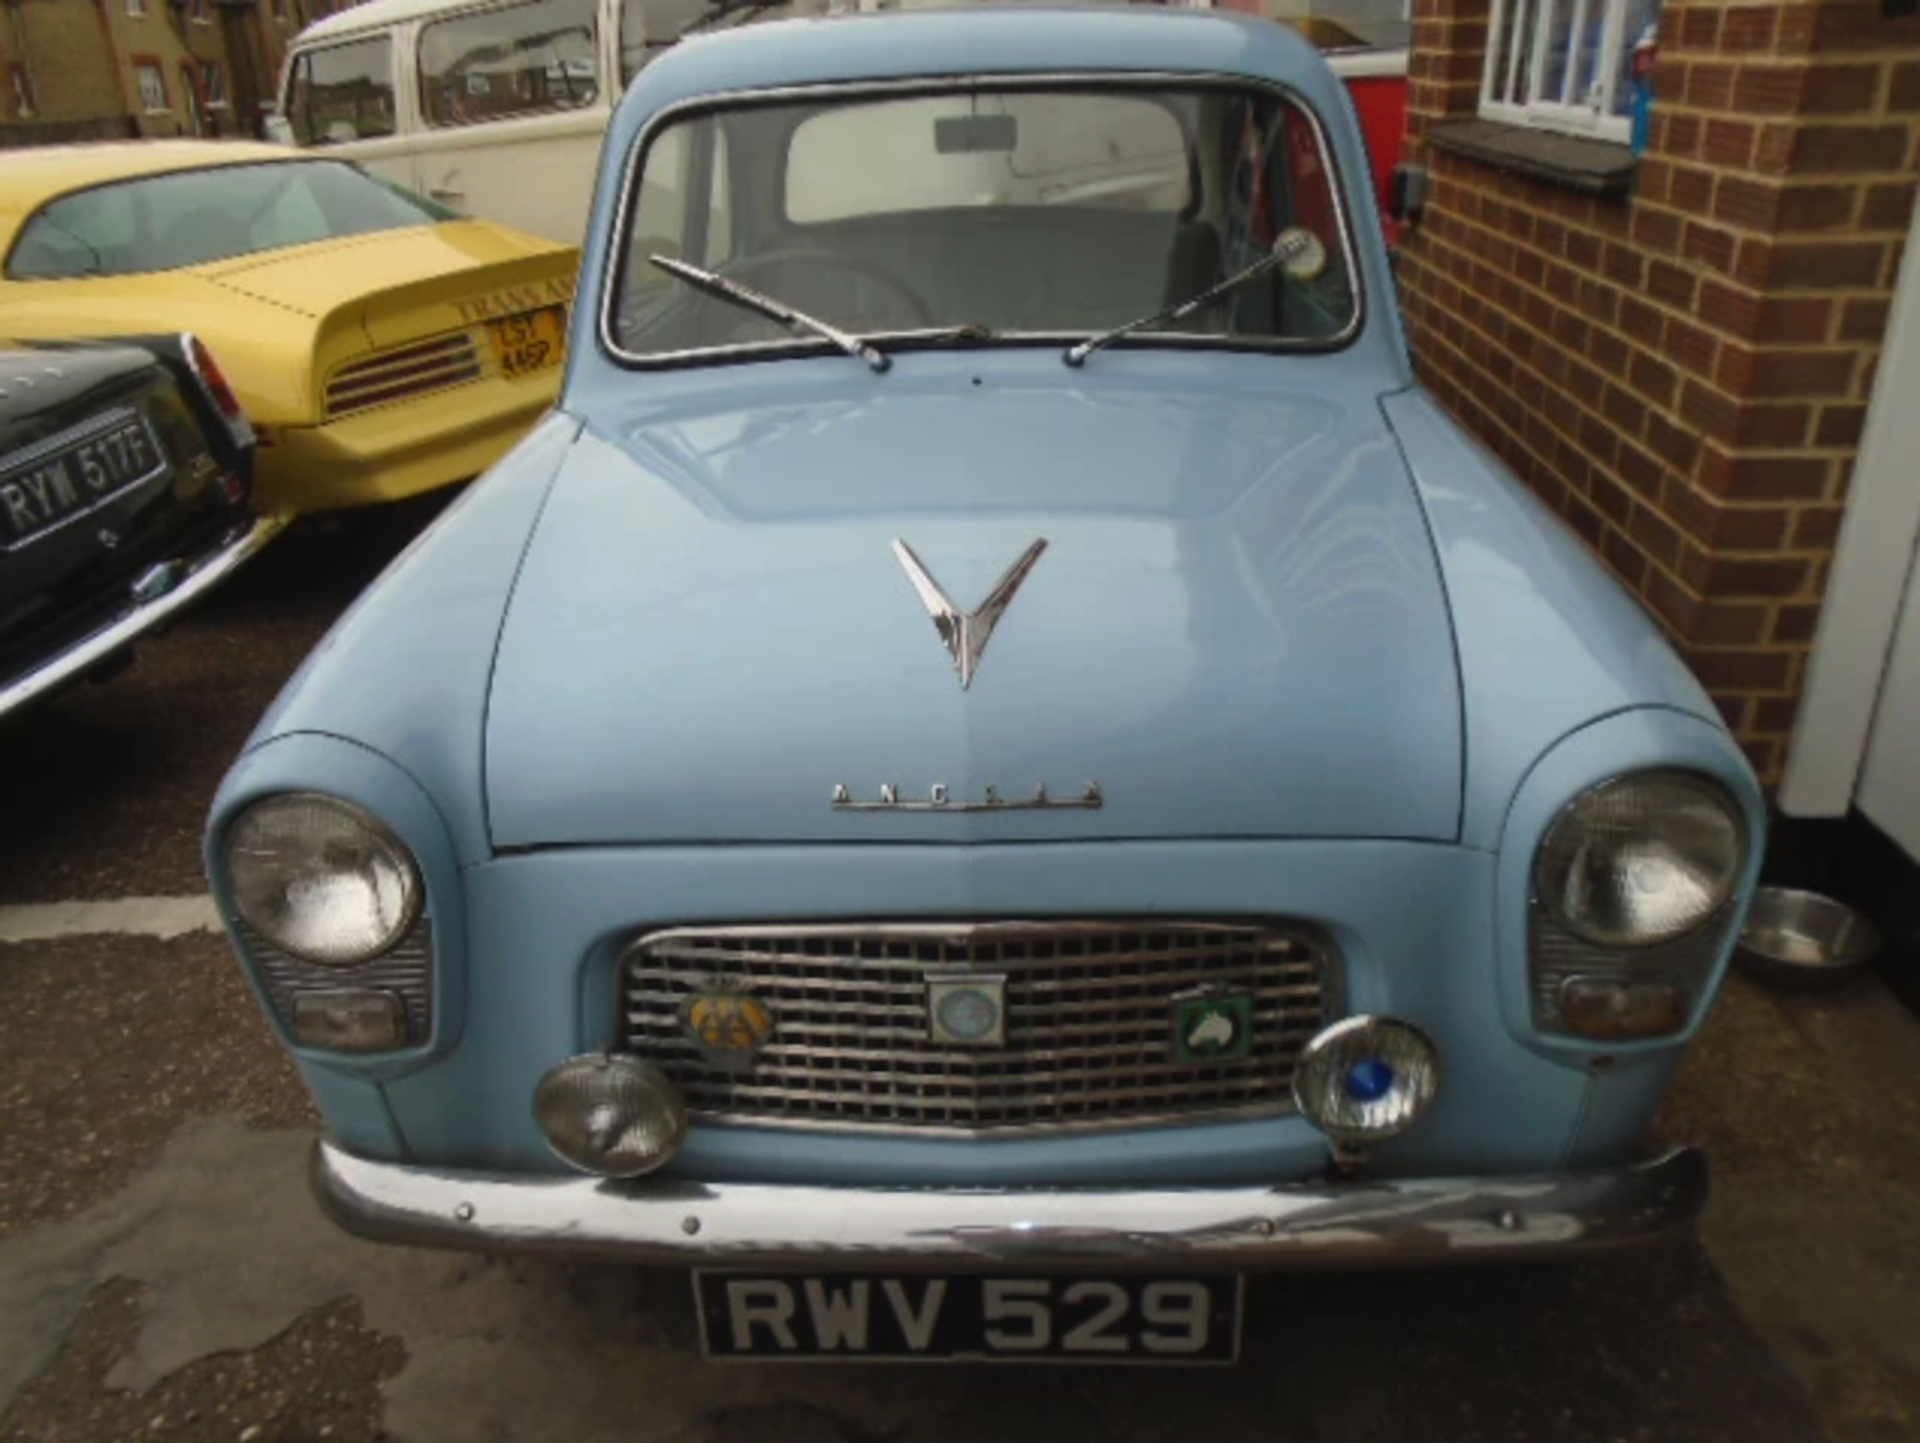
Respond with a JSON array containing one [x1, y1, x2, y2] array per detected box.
[[598, 70, 1366, 370], [313, 1143, 1710, 1269]]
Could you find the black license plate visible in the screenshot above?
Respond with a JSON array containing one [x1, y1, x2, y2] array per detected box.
[[694, 1271, 1242, 1364], [0, 412, 164, 548]]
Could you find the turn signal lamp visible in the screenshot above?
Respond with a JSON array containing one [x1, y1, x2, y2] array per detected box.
[[289, 989, 407, 1052]]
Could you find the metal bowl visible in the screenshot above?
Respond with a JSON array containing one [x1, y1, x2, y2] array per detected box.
[[1733, 887, 1884, 992]]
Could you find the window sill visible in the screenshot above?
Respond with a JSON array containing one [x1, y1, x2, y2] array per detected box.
[[1427, 118, 1636, 198]]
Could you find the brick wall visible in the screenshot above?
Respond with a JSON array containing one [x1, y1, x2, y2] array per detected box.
[[6, 0, 127, 125], [93, 0, 242, 136], [1397, 0, 1920, 782]]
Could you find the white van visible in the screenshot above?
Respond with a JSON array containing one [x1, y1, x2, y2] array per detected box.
[[269, 0, 710, 246]]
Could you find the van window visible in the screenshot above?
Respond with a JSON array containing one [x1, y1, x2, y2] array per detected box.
[[285, 38, 396, 145], [618, 0, 707, 87], [418, 0, 599, 128]]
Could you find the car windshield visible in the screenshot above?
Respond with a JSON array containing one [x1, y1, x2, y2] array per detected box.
[[6, 161, 460, 281], [609, 82, 1359, 362]]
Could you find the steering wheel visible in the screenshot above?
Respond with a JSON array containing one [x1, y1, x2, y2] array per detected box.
[[718, 248, 938, 329]]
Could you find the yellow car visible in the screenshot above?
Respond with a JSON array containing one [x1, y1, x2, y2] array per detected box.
[[0, 142, 578, 515]]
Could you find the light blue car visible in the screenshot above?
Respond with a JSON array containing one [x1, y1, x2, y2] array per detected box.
[[207, 2, 1765, 1365]]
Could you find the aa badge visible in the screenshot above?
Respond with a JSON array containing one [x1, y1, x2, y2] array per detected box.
[[682, 989, 775, 1070]]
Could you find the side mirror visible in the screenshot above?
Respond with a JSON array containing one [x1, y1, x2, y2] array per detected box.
[[1388, 164, 1428, 229]]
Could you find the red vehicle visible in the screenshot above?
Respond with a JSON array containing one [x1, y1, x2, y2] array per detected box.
[[1206, 4, 1410, 239]]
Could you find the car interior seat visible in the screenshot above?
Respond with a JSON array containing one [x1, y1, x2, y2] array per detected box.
[[157, 208, 241, 269]]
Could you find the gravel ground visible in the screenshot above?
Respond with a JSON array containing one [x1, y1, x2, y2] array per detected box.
[[0, 932, 313, 1242], [1, 1281, 401, 1443], [0, 499, 449, 905]]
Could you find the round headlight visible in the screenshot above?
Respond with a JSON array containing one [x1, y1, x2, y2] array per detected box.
[[1535, 772, 1746, 949], [535, 1055, 688, 1178], [225, 793, 421, 966], [1292, 1015, 1440, 1145]]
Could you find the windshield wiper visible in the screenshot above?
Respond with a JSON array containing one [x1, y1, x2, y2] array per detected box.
[[650, 254, 890, 373], [1063, 230, 1321, 368]]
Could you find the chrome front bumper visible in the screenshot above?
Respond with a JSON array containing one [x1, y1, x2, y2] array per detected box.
[[313, 1143, 1708, 1270], [0, 509, 294, 720]]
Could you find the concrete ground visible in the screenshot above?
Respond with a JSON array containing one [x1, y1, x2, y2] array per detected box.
[[0, 506, 1915, 1442]]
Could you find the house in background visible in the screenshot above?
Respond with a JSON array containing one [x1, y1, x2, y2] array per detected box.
[[0, 0, 313, 145], [1392, 0, 1920, 877]]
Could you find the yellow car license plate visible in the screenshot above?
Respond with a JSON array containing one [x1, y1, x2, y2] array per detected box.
[[487, 306, 566, 379]]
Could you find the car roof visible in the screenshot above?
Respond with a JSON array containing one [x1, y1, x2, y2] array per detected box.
[[0, 141, 304, 216], [296, 0, 503, 42], [620, 5, 1340, 119]]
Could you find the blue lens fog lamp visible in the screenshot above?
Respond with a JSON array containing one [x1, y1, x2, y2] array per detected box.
[[1292, 1016, 1440, 1146]]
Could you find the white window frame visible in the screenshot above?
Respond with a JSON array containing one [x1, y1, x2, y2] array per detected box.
[[188, 0, 211, 23], [203, 61, 229, 108], [135, 61, 170, 113], [1481, 0, 1646, 144]]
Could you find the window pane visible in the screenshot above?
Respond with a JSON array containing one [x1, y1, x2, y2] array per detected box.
[[137, 64, 168, 111], [613, 84, 1357, 357], [1487, 0, 1541, 106], [1528, 0, 1574, 106], [287, 39, 395, 144], [618, 0, 708, 87], [419, 0, 599, 127], [7, 161, 452, 279], [785, 93, 1191, 223]]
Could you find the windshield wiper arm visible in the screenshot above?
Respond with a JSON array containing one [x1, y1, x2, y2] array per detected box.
[[1063, 230, 1320, 369], [649, 254, 890, 373]]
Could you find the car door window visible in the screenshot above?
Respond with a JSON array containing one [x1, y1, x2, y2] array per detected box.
[[418, 0, 599, 128], [284, 37, 397, 145], [7, 162, 454, 279], [622, 117, 730, 303], [6, 185, 138, 277]]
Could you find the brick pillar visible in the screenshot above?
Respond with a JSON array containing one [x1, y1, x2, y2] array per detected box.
[[1397, 0, 1920, 784]]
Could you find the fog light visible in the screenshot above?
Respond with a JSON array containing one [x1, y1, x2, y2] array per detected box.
[[288, 989, 407, 1052], [1558, 976, 1686, 1040], [1293, 1016, 1440, 1144], [534, 1054, 687, 1178]]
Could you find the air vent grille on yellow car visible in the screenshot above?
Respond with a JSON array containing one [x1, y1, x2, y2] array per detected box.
[[326, 333, 484, 418]]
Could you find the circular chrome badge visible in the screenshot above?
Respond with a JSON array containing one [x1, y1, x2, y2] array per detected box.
[[934, 987, 1001, 1043]]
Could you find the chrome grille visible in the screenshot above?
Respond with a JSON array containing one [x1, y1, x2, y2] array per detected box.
[[620, 921, 1336, 1136], [325, 333, 482, 418], [238, 916, 433, 1045]]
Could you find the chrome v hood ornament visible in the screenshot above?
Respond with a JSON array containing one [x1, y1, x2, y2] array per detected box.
[[891, 537, 1048, 690]]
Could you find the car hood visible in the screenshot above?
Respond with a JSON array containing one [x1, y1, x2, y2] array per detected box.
[[486, 357, 1463, 846]]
